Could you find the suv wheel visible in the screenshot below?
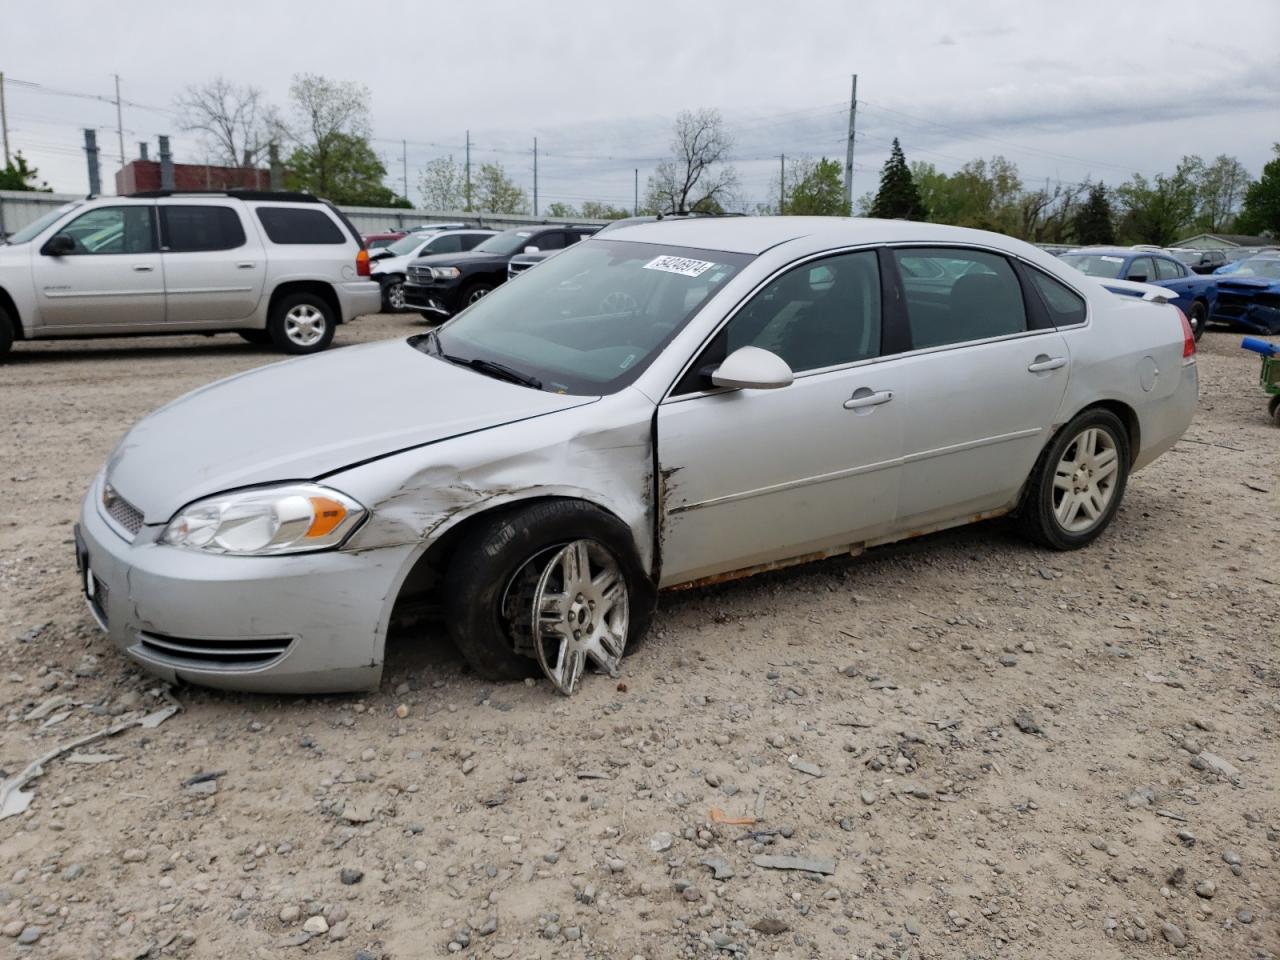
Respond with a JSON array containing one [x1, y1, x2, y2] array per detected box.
[[462, 282, 493, 307], [269, 293, 336, 354], [0, 304, 14, 360], [382, 277, 406, 313]]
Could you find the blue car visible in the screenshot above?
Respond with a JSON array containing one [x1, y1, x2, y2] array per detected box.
[[1060, 248, 1211, 338], [1202, 255, 1280, 335]]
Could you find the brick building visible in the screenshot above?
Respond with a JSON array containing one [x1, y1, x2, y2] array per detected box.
[[115, 160, 271, 194]]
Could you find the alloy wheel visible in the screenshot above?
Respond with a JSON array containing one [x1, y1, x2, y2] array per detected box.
[[1052, 426, 1119, 533], [283, 304, 327, 347], [388, 282, 405, 311]]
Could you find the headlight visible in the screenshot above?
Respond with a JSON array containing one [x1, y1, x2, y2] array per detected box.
[[161, 483, 366, 556], [430, 266, 461, 280]]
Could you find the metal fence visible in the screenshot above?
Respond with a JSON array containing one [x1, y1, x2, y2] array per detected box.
[[0, 190, 605, 239]]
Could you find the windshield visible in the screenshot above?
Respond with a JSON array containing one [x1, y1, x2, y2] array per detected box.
[[387, 233, 433, 256], [1060, 253, 1126, 278], [1233, 258, 1280, 279], [5, 203, 81, 244], [424, 239, 753, 395], [473, 229, 535, 256]]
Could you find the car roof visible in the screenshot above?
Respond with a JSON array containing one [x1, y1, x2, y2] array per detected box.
[[593, 216, 1059, 256]]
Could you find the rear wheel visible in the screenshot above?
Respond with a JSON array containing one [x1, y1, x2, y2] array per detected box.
[[0, 304, 13, 360], [1188, 301, 1208, 341], [1018, 409, 1130, 550], [443, 501, 654, 692], [269, 292, 336, 354], [1269, 394, 1280, 426]]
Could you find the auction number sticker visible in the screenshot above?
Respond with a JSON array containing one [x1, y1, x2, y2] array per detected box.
[[643, 255, 717, 278]]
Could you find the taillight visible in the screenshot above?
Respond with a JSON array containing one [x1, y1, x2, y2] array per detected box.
[[1176, 307, 1195, 358], [356, 248, 370, 277]]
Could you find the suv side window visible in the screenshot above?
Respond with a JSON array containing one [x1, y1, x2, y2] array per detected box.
[[675, 250, 882, 394], [892, 248, 1027, 349], [53, 206, 155, 255], [459, 233, 487, 251], [1126, 256, 1155, 282], [1154, 257, 1183, 281], [160, 205, 246, 252], [255, 207, 345, 244], [533, 231, 567, 251], [424, 233, 464, 255]]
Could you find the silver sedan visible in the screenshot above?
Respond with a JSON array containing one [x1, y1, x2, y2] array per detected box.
[[77, 217, 1198, 695]]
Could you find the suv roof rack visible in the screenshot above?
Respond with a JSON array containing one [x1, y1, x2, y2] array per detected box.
[[127, 189, 322, 203]]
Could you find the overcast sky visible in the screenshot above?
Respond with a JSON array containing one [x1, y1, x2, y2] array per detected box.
[[5, 0, 1278, 212]]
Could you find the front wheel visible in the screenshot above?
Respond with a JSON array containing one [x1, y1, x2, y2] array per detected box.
[[443, 501, 654, 693], [1188, 301, 1208, 341], [1018, 409, 1130, 550], [269, 293, 336, 354], [0, 304, 14, 360], [461, 283, 494, 308], [382, 277, 406, 313]]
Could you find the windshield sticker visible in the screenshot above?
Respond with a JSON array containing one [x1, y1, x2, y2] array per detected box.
[[1099, 256, 1124, 263], [644, 255, 717, 278]]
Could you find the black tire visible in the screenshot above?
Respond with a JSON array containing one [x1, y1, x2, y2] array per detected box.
[[1018, 408, 1130, 550], [1188, 301, 1208, 341], [0, 304, 13, 360], [443, 500, 655, 681], [237, 329, 272, 345], [1269, 394, 1280, 426], [460, 282, 494, 309], [381, 276, 406, 313], [268, 292, 336, 355]]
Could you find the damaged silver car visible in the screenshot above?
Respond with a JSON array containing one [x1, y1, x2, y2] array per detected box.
[[76, 217, 1198, 695]]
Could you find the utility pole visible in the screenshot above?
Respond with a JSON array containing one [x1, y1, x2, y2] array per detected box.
[[0, 72, 10, 167], [83, 129, 101, 196], [401, 139, 408, 204], [532, 136, 538, 217], [843, 73, 858, 214], [113, 74, 125, 173], [779, 154, 786, 215], [464, 129, 471, 212], [634, 169, 638, 215]]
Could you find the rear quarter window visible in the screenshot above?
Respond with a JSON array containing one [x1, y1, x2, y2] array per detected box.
[[1028, 269, 1087, 326], [255, 207, 346, 245]]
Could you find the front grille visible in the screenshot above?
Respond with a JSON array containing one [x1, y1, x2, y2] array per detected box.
[[103, 485, 144, 537], [508, 260, 534, 277], [135, 632, 293, 670], [408, 265, 434, 284]]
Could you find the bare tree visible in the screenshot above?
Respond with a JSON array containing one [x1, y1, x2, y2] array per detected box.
[[176, 77, 271, 168], [285, 74, 373, 198], [644, 108, 738, 213]]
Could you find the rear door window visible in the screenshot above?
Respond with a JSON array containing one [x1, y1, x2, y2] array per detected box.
[[255, 207, 346, 244], [892, 248, 1028, 349], [1027, 269, 1087, 326], [1154, 258, 1183, 280], [1126, 257, 1155, 282], [424, 233, 464, 255], [160, 205, 246, 252], [533, 231, 567, 251]]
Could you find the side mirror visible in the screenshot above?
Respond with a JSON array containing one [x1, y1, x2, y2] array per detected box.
[[710, 346, 794, 390], [44, 233, 75, 256], [523, 245, 540, 254]]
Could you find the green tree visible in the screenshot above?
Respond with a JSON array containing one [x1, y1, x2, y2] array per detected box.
[[0, 153, 51, 191], [784, 157, 847, 215], [1073, 182, 1115, 245], [579, 200, 631, 220], [545, 201, 578, 218], [1236, 144, 1280, 236], [1194, 154, 1250, 232], [1114, 158, 1200, 245], [869, 139, 927, 221], [286, 133, 408, 206], [418, 156, 467, 211], [474, 162, 528, 214]]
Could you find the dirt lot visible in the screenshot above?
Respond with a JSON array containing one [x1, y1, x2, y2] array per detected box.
[[0, 315, 1276, 960]]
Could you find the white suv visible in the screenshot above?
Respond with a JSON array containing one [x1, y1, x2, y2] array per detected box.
[[0, 190, 381, 358]]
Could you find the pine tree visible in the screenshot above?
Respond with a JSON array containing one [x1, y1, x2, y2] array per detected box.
[[1073, 182, 1115, 245], [869, 139, 927, 221]]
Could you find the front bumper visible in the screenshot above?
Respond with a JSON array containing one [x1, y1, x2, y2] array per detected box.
[[76, 478, 416, 693], [336, 280, 383, 322], [402, 280, 461, 317]]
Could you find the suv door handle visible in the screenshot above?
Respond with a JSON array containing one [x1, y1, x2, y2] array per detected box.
[[843, 388, 894, 410], [132, 264, 154, 272], [236, 262, 256, 269], [1028, 356, 1067, 373]]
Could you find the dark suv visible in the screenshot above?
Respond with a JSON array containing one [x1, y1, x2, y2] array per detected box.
[[402, 224, 598, 318]]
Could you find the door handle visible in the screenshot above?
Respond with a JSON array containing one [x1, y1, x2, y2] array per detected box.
[[236, 262, 256, 269], [131, 264, 154, 272], [843, 388, 894, 410], [1027, 356, 1067, 373]]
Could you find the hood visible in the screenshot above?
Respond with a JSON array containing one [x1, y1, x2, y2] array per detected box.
[[1217, 276, 1276, 291], [107, 339, 596, 523]]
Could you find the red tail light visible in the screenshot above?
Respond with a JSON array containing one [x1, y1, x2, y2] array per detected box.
[[1176, 307, 1195, 358], [356, 248, 370, 277]]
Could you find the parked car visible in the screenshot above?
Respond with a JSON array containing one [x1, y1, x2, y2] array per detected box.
[[370, 229, 495, 311], [76, 217, 1197, 695], [1060, 247, 1210, 338], [402, 224, 598, 318], [363, 231, 406, 250], [1201, 255, 1280, 334], [1165, 248, 1229, 274], [505, 216, 720, 280], [1213, 248, 1280, 273], [0, 190, 380, 359]]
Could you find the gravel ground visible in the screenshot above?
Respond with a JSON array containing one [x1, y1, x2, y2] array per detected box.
[[0, 315, 1276, 960]]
